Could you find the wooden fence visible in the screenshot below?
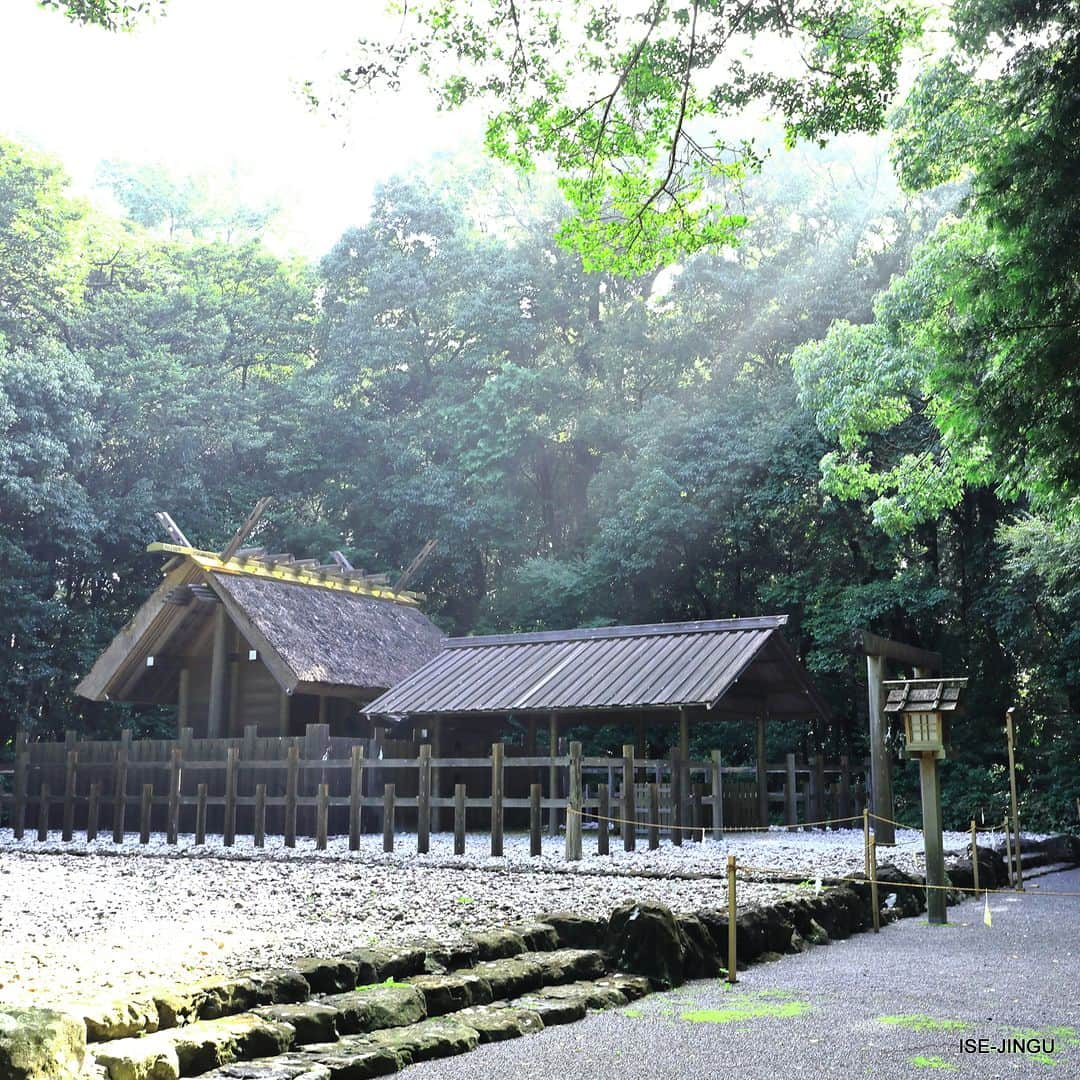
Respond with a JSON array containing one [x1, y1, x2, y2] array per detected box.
[[0, 726, 866, 861]]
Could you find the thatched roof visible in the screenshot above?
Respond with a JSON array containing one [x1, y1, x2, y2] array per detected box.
[[77, 545, 445, 703], [210, 571, 445, 693]]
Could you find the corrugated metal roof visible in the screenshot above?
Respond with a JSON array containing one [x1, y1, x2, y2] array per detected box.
[[364, 615, 822, 716]]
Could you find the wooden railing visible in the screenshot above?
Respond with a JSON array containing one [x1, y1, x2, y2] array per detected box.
[[0, 726, 866, 860]]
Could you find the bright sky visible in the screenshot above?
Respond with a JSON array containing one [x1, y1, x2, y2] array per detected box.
[[0, 0, 483, 256]]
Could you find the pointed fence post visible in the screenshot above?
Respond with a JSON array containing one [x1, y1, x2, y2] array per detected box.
[[383, 784, 395, 852], [254, 783, 266, 848], [417, 744, 431, 854], [622, 744, 636, 852], [87, 782, 101, 842], [711, 750, 724, 840], [285, 743, 299, 848], [13, 732, 28, 840], [349, 745, 364, 851], [565, 741, 582, 862], [167, 748, 182, 845], [62, 750, 77, 842], [224, 748, 238, 847], [598, 783, 610, 856], [785, 753, 798, 829], [454, 783, 466, 855], [37, 783, 50, 841], [530, 783, 542, 856], [113, 730, 130, 844], [491, 742, 504, 857]]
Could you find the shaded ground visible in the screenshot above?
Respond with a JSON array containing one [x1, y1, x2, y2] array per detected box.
[[400, 868, 1080, 1079]]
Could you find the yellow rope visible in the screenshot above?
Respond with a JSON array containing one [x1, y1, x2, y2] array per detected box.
[[734, 863, 1080, 899], [566, 806, 864, 833]]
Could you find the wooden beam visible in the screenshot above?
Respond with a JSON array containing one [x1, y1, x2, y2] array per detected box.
[[396, 539, 438, 593], [155, 511, 191, 547], [219, 497, 273, 563], [331, 550, 354, 572], [855, 630, 942, 672]]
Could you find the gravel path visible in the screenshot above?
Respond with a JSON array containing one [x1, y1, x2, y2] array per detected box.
[[400, 867, 1080, 1079], [0, 824, 1020, 1014]]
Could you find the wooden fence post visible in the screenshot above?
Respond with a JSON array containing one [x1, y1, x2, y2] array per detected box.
[[814, 753, 826, 823], [711, 749, 724, 840], [195, 784, 207, 845], [691, 782, 703, 841], [839, 754, 851, 824], [139, 783, 152, 844], [548, 714, 559, 836], [565, 741, 582, 862], [807, 753, 820, 826], [285, 744, 299, 848], [37, 783, 50, 841], [622, 744, 636, 852], [62, 750, 77, 842], [383, 784, 395, 853], [491, 742, 504, 857], [254, 784, 266, 848], [598, 783, 610, 856], [649, 783, 660, 850], [167, 748, 182, 845], [454, 783, 466, 855], [670, 746, 682, 847], [113, 730, 130, 843], [530, 783, 541, 857], [417, 744, 431, 855], [785, 753, 798, 829], [349, 745, 363, 851], [87, 782, 100, 842], [223, 747, 238, 847], [316, 784, 329, 850], [13, 731, 28, 840]]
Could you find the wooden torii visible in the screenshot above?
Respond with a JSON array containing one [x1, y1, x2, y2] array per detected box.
[[856, 630, 942, 845]]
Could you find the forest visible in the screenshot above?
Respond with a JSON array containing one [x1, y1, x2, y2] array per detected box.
[[1, 0, 1077, 830]]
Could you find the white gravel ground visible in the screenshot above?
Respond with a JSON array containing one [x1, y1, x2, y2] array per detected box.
[[0, 824, 1011, 1011]]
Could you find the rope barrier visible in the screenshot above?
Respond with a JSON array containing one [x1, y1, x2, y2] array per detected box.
[[566, 806, 864, 833], [734, 863, 1080, 899]]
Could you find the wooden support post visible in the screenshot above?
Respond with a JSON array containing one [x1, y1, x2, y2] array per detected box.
[[530, 783, 542, 856], [670, 746, 682, 847], [316, 784, 329, 850], [867, 653, 895, 845], [691, 783, 703, 841], [598, 783, 610, 856], [814, 753, 826, 824], [167, 748, 181, 845], [622, 744, 636, 852], [62, 750, 77, 842], [349, 745, 363, 851], [679, 707, 691, 835], [285, 744, 298, 848], [727, 854, 738, 984], [548, 713, 559, 836], [649, 783, 660, 850], [870, 836, 880, 933], [756, 711, 769, 828], [223, 747, 238, 846], [113, 730, 130, 843], [454, 783, 466, 855], [919, 752, 947, 924], [207, 604, 229, 739], [565, 741, 582, 862], [87, 782, 100, 842], [13, 731, 27, 840], [417, 744, 431, 854], [839, 754, 851, 823], [711, 750, 724, 840], [254, 784, 266, 847], [807, 753, 819, 826], [37, 783, 50, 841], [177, 668, 190, 737], [383, 784, 395, 852], [1005, 708, 1023, 891], [139, 783, 152, 844], [491, 741, 504, 857], [228, 660, 241, 738], [431, 716, 443, 832], [195, 784, 207, 845], [785, 752, 797, 829], [970, 819, 979, 894], [278, 689, 290, 737]]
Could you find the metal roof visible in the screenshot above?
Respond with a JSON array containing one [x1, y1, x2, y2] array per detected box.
[[364, 615, 830, 719]]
